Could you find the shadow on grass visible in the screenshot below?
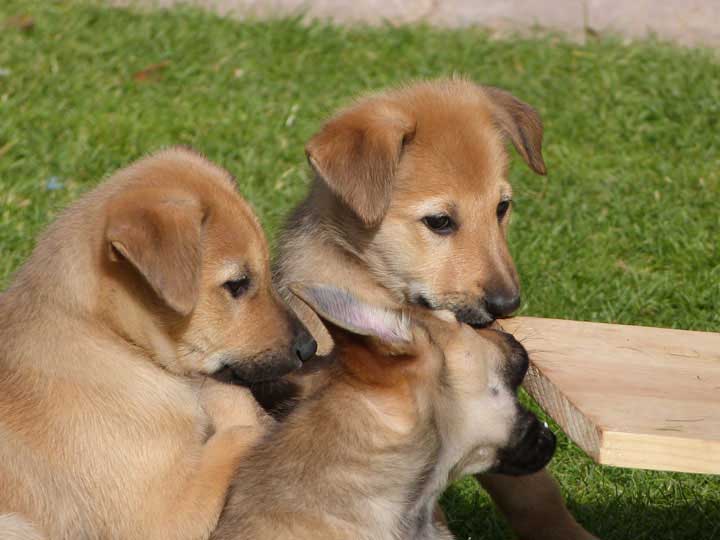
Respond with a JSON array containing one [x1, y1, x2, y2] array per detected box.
[[441, 476, 720, 540], [570, 500, 720, 540]]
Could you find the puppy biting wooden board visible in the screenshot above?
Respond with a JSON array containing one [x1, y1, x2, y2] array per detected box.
[[500, 317, 720, 475]]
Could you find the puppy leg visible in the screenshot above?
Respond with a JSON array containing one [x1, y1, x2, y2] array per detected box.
[[478, 469, 598, 540], [0, 514, 45, 540], [158, 426, 262, 540], [200, 379, 274, 433]]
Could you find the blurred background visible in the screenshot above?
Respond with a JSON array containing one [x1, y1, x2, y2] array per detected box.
[[108, 0, 720, 47], [1, 1, 718, 539]]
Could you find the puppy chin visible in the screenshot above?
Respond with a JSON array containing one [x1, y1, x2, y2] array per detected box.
[[452, 306, 495, 328], [209, 353, 302, 387], [450, 447, 497, 480], [410, 291, 495, 328]]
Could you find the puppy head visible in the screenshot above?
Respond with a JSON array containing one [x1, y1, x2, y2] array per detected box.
[[102, 148, 316, 383], [422, 316, 556, 478], [306, 79, 546, 327], [289, 284, 555, 477]]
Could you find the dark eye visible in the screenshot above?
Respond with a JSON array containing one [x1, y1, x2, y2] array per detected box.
[[422, 214, 456, 235], [223, 276, 251, 299], [497, 200, 511, 221]]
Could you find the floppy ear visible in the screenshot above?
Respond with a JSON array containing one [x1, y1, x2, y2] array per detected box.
[[288, 283, 413, 345], [105, 188, 204, 316], [483, 86, 547, 176], [305, 100, 416, 226]]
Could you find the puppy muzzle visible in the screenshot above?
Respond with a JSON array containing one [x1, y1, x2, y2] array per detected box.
[[453, 303, 496, 328], [210, 354, 303, 386], [211, 325, 317, 387], [491, 410, 556, 476], [411, 293, 496, 329]]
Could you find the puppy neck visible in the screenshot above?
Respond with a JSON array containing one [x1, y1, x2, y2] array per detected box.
[[330, 343, 461, 539], [238, 353, 451, 539], [4, 196, 104, 320], [274, 181, 403, 309], [321, 369, 453, 539], [98, 287, 182, 374]]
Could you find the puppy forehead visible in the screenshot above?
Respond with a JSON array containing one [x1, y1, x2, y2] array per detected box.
[[127, 147, 270, 267], [394, 173, 511, 219], [396, 127, 509, 208], [203, 195, 269, 267], [451, 326, 501, 366], [414, 90, 506, 164]]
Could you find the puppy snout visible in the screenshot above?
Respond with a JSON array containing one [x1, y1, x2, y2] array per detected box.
[[484, 288, 521, 318], [211, 354, 302, 386], [498, 331, 529, 389], [293, 326, 317, 363], [492, 409, 556, 476]]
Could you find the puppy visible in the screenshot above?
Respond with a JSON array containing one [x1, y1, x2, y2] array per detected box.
[[0, 148, 315, 540], [272, 78, 595, 539], [215, 285, 555, 540]]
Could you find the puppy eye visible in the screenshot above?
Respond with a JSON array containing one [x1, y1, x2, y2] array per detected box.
[[223, 276, 251, 299], [422, 214, 455, 235], [496, 200, 511, 221]]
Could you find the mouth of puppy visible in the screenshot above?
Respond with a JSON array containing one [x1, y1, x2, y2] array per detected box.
[[465, 317, 496, 329], [411, 293, 496, 328], [209, 364, 246, 385], [491, 415, 557, 476], [412, 293, 434, 310], [209, 355, 302, 387], [454, 305, 496, 329]]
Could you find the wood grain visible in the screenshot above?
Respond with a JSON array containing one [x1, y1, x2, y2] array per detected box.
[[500, 317, 720, 474]]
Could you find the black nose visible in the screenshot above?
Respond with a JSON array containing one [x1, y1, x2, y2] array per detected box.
[[485, 291, 521, 317], [498, 331, 529, 388], [293, 328, 317, 363]]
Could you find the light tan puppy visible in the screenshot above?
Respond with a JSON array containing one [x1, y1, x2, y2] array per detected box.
[[0, 148, 315, 540], [215, 285, 556, 540], [271, 79, 596, 540]]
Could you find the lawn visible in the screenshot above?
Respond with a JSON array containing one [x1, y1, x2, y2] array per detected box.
[[1, 1, 719, 538]]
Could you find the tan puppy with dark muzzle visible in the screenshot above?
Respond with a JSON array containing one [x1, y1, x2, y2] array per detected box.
[[215, 284, 556, 540], [0, 148, 316, 540], [271, 79, 596, 540]]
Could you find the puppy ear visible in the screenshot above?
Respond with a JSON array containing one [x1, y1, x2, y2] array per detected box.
[[483, 86, 547, 176], [105, 188, 204, 316], [305, 100, 415, 226], [288, 283, 413, 345]]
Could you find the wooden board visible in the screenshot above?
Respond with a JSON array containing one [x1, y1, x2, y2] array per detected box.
[[499, 317, 720, 475]]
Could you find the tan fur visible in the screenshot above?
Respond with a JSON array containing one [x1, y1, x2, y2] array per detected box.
[[0, 514, 45, 540], [274, 79, 596, 540], [0, 148, 305, 540], [214, 286, 546, 540]]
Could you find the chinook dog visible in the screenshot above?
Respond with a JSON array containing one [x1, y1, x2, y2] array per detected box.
[[0, 148, 316, 540], [269, 79, 595, 540], [215, 284, 556, 540]]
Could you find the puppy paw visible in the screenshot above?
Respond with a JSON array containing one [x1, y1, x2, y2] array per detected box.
[[199, 379, 273, 433]]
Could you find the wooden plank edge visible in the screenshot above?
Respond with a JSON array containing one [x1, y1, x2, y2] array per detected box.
[[522, 363, 603, 462], [524, 363, 720, 475], [599, 431, 720, 475]]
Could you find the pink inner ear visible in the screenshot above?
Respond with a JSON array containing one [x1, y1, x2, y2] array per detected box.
[[343, 304, 410, 343], [303, 286, 411, 343]]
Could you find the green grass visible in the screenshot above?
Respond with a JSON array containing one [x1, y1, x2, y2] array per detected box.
[[1, 1, 719, 538]]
